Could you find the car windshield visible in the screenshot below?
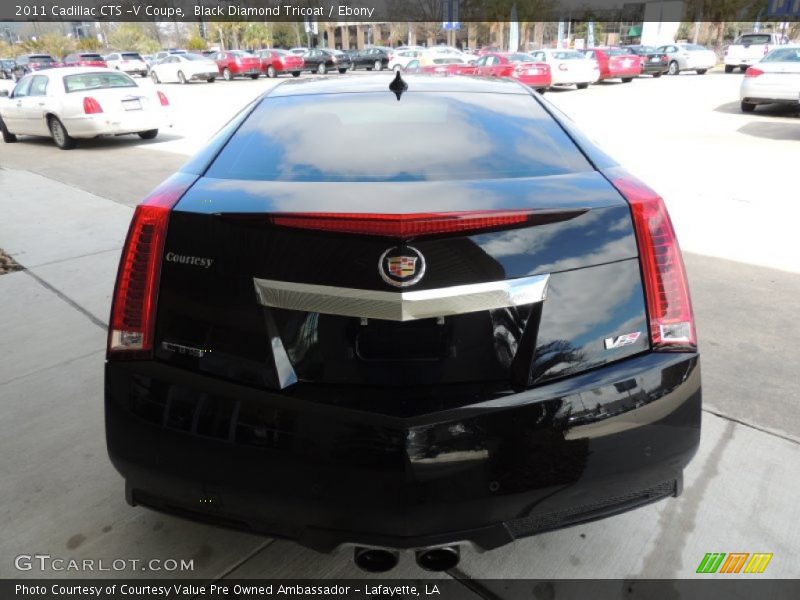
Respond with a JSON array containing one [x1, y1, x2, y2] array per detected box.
[[737, 34, 771, 45], [121, 53, 142, 60], [762, 47, 800, 62], [433, 58, 463, 64], [552, 51, 585, 59], [205, 92, 591, 182], [63, 72, 137, 93]]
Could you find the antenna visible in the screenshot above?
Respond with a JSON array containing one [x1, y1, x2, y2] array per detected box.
[[389, 70, 408, 101]]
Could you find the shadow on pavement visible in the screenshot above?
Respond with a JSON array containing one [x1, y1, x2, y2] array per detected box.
[[714, 100, 800, 117], [737, 120, 800, 141]]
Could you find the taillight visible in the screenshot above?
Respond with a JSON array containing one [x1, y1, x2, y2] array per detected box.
[[107, 174, 196, 359], [744, 67, 764, 78], [268, 210, 568, 239], [157, 91, 169, 106], [83, 97, 103, 114], [606, 169, 696, 351]]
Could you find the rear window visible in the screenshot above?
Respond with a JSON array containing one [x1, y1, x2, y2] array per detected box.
[[79, 54, 103, 60], [552, 51, 585, 60], [183, 54, 208, 61], [737, 34, 771, 45], [29, 55, 55, 63], [121, 53, 142, 60], [681, 44, 706, 51], [63, 72, 137, 93], [605, 48, 633, 56], [206, 92, 591, 182], [507, 53, 535, 62]]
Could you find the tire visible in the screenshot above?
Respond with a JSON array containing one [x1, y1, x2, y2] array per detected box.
[[740, 101, 756, 113], [223, 68, 232, 81], [537, 88, 546, 94], [668, 61, 679, 75], [48, 116, 76, 150], [207, 77, 216, 83], [576, 82, 589, 89], [653, 72, 662, 78], [724, 65, 734, 73], [150, 71, 160, 84], [177, 70, 187, 84], [292, 71, 301, 77], [138, 129, 158, 140], [317, 63, 327, 75], [622, 77, 633, 83], [338, 68, 347, 74], [266, 65, 276, 78], [250, 74, 259, 79], [696, 69, 707, 75], [374, 60, 382, 71], [0, 117, 17, 143]]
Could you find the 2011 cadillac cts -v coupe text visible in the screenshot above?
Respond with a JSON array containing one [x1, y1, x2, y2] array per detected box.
[[105, 74, 700, 573]]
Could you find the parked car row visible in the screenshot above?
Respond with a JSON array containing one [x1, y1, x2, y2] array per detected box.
[[397, 43, 717, 92]]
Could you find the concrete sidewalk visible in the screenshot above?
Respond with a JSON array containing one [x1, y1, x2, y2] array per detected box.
[[1, 167, 798, 584]]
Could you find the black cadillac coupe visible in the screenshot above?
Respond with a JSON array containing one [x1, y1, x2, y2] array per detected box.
[[105, 74, 701, 574]]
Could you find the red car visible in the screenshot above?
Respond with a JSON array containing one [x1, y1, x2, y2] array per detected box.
[[213, 50, 262, 80], [256, 49, 304, 78], [63, 52, 107, 68], [473, 52, 552, 92], [583, 47, 640, 82]]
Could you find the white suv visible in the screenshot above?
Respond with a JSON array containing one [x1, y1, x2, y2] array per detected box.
[[105, 52, 148, 77]]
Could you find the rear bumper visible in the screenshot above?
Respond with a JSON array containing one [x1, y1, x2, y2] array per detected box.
[[64, 112, 169, 138], [105, 352, 701, 553], [641, 63, 668, 74]]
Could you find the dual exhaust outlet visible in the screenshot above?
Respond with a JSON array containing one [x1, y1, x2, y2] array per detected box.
[[353, 545, 460, 573]]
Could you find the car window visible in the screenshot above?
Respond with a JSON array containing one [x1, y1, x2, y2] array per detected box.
[[107, 54, 118, 60], [737, 34, 771, 45], [407, 60, 419, 68], [763, 47, 800, 62], [206, 92, 592, 183], [681, 44, 705, 51], [63, 72, 137, 93], [585, 51, 595, 59], [553, 51, 585, 60], [12, 77, 33, 97], [121, 53, 142, 60], [29, 75, 48, 96]]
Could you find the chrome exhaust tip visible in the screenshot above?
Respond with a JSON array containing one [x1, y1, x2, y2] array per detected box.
[[353, 547, 400, 573], [415, 545, 460, 572]]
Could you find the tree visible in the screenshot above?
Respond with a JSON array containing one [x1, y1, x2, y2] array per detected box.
[[108, 23, 159, 53], [186, 35, 207, 51], [76, 37, 102, 51], [25, 33, 74, 59], [242, 23, 271, 50], [272, 23, 295, 49]]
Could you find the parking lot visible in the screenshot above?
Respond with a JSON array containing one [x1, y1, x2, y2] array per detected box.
[[1, 68, 799, 586]]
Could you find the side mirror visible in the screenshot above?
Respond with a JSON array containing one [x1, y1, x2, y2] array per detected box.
[[0, 90, 9, 98]]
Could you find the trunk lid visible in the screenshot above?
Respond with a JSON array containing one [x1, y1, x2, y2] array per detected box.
[[154, 173, 648, 393]]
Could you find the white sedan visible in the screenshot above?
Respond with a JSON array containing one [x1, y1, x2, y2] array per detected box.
[[528, 49, 600, 88], [0, 67, 171, 149], [740, 45, 800, 112], [149, 53, 219, 84]]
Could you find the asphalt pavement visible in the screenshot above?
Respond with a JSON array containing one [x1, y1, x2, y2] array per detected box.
[[1, 68, 798, 585]]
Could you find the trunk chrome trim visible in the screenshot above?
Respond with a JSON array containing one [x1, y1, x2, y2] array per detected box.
[[253, 275, 550, 322]]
